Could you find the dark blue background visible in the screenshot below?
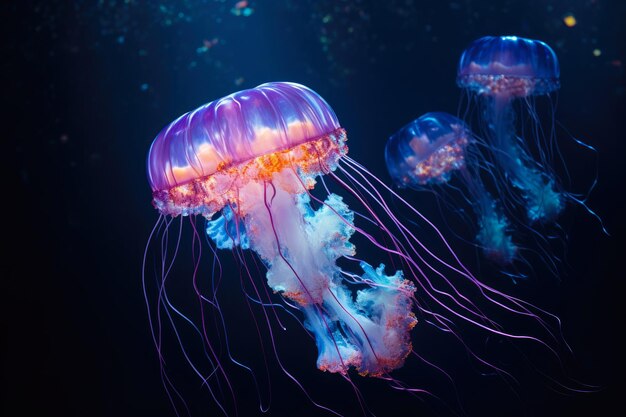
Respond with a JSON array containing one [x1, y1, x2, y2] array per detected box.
[[4, 1, 625, 416]]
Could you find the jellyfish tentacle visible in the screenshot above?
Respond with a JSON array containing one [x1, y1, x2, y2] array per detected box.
[[488, 96, 563, 222]]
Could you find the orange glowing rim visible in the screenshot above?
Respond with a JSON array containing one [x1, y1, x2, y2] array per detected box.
[[152, 128, 348, 217]]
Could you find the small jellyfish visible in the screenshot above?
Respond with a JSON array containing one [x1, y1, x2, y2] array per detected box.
[[386, 112, 517, 265], [457, 35, 564, 223]]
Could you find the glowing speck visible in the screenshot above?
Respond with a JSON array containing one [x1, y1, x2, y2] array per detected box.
[[231, 1, 253, 17], [140, 83, 149, 92], [563, 14, 577, 27], [197, 38, 219, 54], [592, 49, 601, 57]]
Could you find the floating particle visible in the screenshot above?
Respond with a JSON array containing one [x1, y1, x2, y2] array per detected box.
[[592, 49, 601, 57], [205, 38, 219, 48], [563, 14, 577, 27], [140, 83, 149, 92], [234, 77, 245, 86], [60, 134, 69, 144], [197, 38, 219, 54], [231, 1, 254, 17]]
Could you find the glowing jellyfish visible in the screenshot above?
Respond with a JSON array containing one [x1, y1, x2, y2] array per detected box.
[[457, 35, 564, 223], [144, 82, 559, 416], [385, 112, 517, 265]]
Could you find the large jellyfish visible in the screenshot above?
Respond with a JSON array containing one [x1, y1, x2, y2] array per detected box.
[[385, 112, 517, 265], [144, 82, 561, 416], [457, 36, 564, 223]]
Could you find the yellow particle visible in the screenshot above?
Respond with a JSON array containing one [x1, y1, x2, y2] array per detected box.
[[593, 49, 602, 57], [563, 14, 577, 27]]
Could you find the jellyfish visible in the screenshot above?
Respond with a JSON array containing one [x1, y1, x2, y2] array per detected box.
[[457, 35, 564, 223], [144, 82, 562, 416], [385, 112, 517, 265]]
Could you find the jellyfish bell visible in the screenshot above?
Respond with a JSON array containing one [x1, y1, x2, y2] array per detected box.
[[385, 112, 471, 187], [386, 112, 517, 266], [457, 35, 560, 99], [147, 82, 347, 218]]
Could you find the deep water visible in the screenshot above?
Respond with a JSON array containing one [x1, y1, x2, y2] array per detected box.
[[4, 1, 625, 416]]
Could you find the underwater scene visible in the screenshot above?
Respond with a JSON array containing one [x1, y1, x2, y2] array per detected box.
[[5, 1, 625, 416]]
